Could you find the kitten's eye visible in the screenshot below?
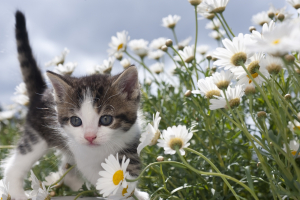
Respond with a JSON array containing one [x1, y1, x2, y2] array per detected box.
[[99, 115, 113, 126], [70, 116, 82, 127]]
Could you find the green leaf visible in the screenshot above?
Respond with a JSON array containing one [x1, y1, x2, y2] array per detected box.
[[244, 166, 254, 191]]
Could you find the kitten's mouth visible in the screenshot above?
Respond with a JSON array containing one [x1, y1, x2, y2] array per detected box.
[[87, 142, 100, 146]]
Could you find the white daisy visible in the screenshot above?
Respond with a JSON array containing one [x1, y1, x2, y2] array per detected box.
[[174, 46, 195, 63], [197, 45, 210, 55], [45, 48, 69, 67], [145, 78, 152, 86], [148, 50, 165, 60], [205, 19, 221, 30], [209, 29, 225, 40], [94, 57, 115, 74], [213, 33, 253, 72], [211, 70, 234, 90], [205, 0, 230, 13], [32, 183, 51, 200], [150, 63, 164, 74], [288, 120, 300, 134], [120, 58, 132, 69], [157, 125, 193, 155], [114, 52, 123, 61], [246, 20, 300, 56], [137, 112, 161, 155], [128, 39, 149, 58], [283, 139, 300, 156], [96, 154, 130, 197], [0, 110, 16, 121], [149, 37, 167, 50], [54, 62, 77, 76], [252, 11, 271, 26], [287, 0, 300, 9], [235, 53, 269, 87], [162, 15, 181, 29], [11, 95, 29, 106], [192, 77, 221, 98], [0, 180, 10, 200], [209, 84, 245, 110], [26, 170, 41, 198], [14, 82, 27, 96], [108, 31, 130, 56], [197, 2, 215, 19], [261, 54, 284, 75], [43, 170, 63, 187], [107, 180, 136, 200], [177, 37, 193, 50]]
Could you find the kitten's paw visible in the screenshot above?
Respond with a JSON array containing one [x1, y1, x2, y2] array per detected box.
[[134, 189, 150, 200]]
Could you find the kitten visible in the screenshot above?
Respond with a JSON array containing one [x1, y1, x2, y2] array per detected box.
[[1, 11, 148, 200]]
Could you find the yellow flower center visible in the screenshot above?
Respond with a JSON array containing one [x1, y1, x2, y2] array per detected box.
[[247, 73, 259, 84], [225, 98, 240, 109], [117, 43, 124, 51], [169, 137, 184, 150], [122, 186, 128, 196], [231, 52, 247, 66], [272, 39, 280, 45], [113, 170, 124, 185], [293, 126, 300, 130], [206, 90, 221, 99], [149, 130, 161, 146]]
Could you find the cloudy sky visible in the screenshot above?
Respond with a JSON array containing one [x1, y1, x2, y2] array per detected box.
[[0, 0, 294, 107]]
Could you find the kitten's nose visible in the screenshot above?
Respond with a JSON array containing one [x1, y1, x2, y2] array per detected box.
[[84, 135, 97, 143]]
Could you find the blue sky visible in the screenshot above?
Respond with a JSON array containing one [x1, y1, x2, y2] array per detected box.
[[0, 0, 292, 106]]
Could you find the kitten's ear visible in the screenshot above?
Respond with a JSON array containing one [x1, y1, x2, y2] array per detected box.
[[46, 71, 72, 101], [112, 66, 140, 99]]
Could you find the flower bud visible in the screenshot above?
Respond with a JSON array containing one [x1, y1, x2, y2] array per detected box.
[[206, 54, 212, 60], [178, 45, 184, 50], [296, 68, 300, 74], [115, 52, 123, 61], [161, 45, 168, 52], [50, 191, 56, 197], [212, 57, 218, 61], [284, 54, 295, 63], [245, 86, 256, 96], [257, 111, 267, 119], [185, 90, 192, 97], [156, 156, 164, 162], [211, 66, 217, 72], [268, 12, 275, 19], [249, 26, 256, 33], [284, 94, 292, 100], [196, 117, 199, 122], [165, 39, 173, 47], [269, 142, 273, 146], [188, 0, 202, 6], [277, 14, 285, 21]]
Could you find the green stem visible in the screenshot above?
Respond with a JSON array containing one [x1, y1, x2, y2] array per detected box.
[[0, 145, 15, 149], [171, 27, 179, 46], [219, 13, 235, 37], [175, 148, 258, 200], [126, 161, 187, 182], [193, 5, 199, 81], [132, 194, 139, 200], [160, 164, 169, 193], [73, 190, 94, 200], [171, 46, 196, 90], [50, 165, 75, 188], [240, 62, 281, 127], [215, 14, 231, 40], [125, 51, 159, 85]]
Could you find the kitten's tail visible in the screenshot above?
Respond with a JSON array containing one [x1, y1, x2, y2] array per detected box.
[[15, 10, 46, 101]]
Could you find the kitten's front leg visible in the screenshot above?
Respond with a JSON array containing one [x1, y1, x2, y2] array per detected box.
[[2, 138, 48, 200]]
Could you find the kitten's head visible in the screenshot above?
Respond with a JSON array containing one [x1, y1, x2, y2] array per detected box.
[[47, 66, 140, 146]]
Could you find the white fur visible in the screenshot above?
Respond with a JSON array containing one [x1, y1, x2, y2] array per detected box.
[[2, 138, 48, 200]]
